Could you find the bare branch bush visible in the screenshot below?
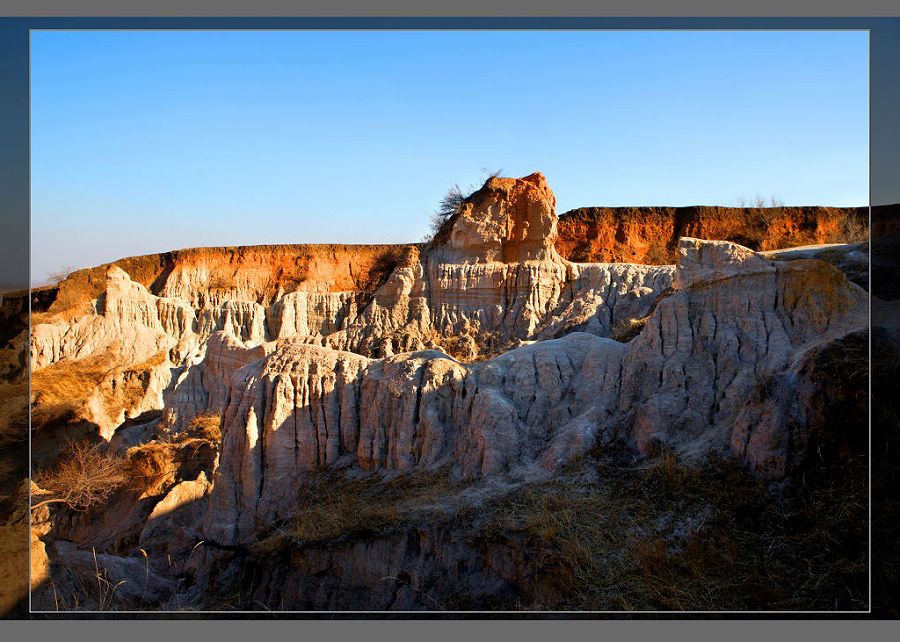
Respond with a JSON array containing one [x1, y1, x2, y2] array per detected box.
[[736, 195, 784, 209], [424, 167, 503, 244], [837, 215, 869, 243], [32, 440, 128, 513], [47, 265, 75, 286]]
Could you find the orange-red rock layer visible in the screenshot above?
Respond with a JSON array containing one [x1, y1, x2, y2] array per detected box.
[[556, 205, 871, 264]]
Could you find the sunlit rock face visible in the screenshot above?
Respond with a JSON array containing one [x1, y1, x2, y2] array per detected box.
[[28, 174, 677, 444], [23, 172, 877, 610], [29, 176, 867, 503], [199, 237, 867, 544], [442, 172, 559, 264]]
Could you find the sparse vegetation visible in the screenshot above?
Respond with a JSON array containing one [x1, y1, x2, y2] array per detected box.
[[124, 428, 219, 497], [611, 316, 648, 343], [423, 324, 521, 363], [424, 168, 503, 246], [737, 195, 783, 208], [835, 215, 869, 244], [124, 442, 181, 496], [184, 411, 222, 443], [251, 467, 463, 554], [29, 355, 116, 432], [425, 184, 469, 246], [47, 265, 76, 286], [32, 440, 128, 513], [471, 451, 868, 610], [239, 449, 867, 611], [366, 247, 408, 291]]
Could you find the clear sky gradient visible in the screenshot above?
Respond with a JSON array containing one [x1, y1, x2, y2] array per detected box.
[[30, 30, 868, 286]]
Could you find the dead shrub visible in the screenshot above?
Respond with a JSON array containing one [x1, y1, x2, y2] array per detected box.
[[423, 169, 502, 247], [366, 247, 407, 291], [47, 265, 75, 286], [836, 215, 869, 244], [32, 440, 128, 513]]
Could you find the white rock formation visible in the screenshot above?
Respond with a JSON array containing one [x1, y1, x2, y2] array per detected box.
[[201, 237, 868, 544], [30, 174, 675, 441]]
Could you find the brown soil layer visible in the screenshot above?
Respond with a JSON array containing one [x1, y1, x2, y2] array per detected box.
[[555, 205, 873, 264], [41, 243, 419, 320]]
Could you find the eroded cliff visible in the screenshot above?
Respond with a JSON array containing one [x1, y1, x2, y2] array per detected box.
[[18, 172, 881, 612]]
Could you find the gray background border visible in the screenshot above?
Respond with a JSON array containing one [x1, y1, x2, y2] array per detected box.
[[2, 0, 897, 632]]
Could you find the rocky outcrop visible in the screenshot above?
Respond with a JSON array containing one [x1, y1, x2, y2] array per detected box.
[[30, 266, 189, 371], [82, 354, 173, 440], [324, 257, 672, 360], [33, 548, 176, 610], [200, 237, 867, 545], [437, 172, 559, 263], [29, 175, 867, 502], [139, 472, 211, 575], [618, 241, 866, 472], [30, 174, 676, 441], [202, 334, 620, 543], [192, 522, 557, 611]]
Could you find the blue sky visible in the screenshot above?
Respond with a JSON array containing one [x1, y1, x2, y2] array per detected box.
[[30, 30, 868, 285]]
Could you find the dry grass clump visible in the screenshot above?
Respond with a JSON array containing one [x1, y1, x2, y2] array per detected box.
[[252, 468, 462, 554], [184, 411, 222, 443], [235, 450, 864, 611], [29, 350, 169, 436], [118, 422, 219, 498], [124, 431, 217, 498], [611, 316, 648, 343], [831, 214, 869, 244], [124, 442, 181, 495], [97, 350, 169, 423], [423, 326, 521, 363], [29, 355, 114, 432], [289, 468, 458, 540]]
